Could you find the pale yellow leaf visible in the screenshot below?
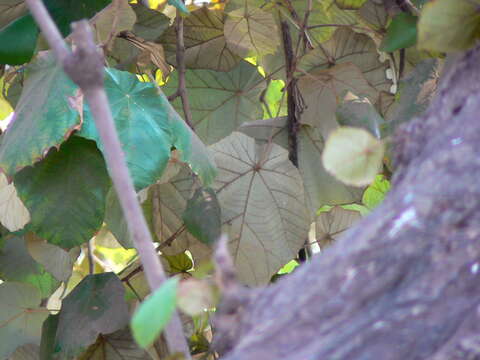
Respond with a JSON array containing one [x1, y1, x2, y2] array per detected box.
[[0, 173, 29, 231]]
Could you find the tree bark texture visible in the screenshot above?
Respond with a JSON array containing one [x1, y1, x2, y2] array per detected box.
[[212, 44, 480, 360]]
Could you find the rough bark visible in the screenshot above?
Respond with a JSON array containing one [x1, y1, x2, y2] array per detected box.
[[212, 44, 480, 360]]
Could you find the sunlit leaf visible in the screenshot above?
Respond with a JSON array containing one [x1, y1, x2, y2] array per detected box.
[[14, 137, 111, 250], [0, 53, 79, 177], [54, 273, 129, 357], [0, 235, 60, 298], [78, 68, 216, 189], [163, 60, 265, 144], [160, 7, 241, 71], [182, 187, 221, 245], [131, 277, 178, 348], [164, 252, 193, 273], [0, 282, 48, 359], [362, 174, 390, 210], [0, 172, 29, 231], [417, 0, 480, 52], [211, 132, 310, 285], [322, 126, 384, 186], [315, 206, 361, 248]]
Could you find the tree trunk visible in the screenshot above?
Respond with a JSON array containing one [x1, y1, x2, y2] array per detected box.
[[212, 44, 480, 360]]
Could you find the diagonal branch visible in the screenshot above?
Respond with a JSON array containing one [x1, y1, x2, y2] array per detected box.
[[24, 1, 191, 358]]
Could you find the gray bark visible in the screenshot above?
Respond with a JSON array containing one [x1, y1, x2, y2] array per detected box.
[[213, 44, 480, 360]]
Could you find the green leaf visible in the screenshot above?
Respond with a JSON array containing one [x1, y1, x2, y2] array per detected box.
[[14, 137, 111, 250], [418, 0, 480, 52], [0, 15, 39, 65], [0, 53, 79, 177], [362, 174, 390, 210], [211, 132, 310, 285], [131, 277, 179, 348], [131, 3, 170, 41], [380, 13, 418, 52], [78, 68, 216, 190], [164, 252, 193, 273], [0, 0, 111, 65], [0, 235, 60, 298], [163, 60, 265, 145], [182, 187, 221, 245], [167, 0, 189, 14], [322, 126, 384, 187], [159, 7, 241, 71], [0, 282, 49, 359], [55, 273, 129, 357], [333, 0, 367, 9]]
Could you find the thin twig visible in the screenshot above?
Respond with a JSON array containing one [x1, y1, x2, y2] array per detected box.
[[87, 240, 94, 274], [174, 5, 194, 129], [25, 1, 191, 358]]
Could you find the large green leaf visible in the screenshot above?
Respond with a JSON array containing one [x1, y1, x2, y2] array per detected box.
[[380, 13, 418, 52], [0, 235, 60, 298], [78, 68, 216, 190], [211, 132, 310, 285], [0, 15, 38, 65], [160, 7, 241, 71], [0, 0, 111, 65], [182, 187, 221, 245], [0, 282, 49, 359], [131, 277, 178, 348], [14, 137, 111, 250], [163, 60, 266, 144], [239, 117, 363, 215], [54, 273, 129, 357], [0, 53, 79, 177], [418, 0, 480, 52]]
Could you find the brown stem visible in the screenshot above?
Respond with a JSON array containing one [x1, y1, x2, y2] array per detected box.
[[25, 1, 191, 358], [175, 7, 194, 129]]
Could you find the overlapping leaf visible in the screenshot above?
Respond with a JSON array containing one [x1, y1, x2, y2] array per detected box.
[[54, 273, 129, 357], [211, 132, 310, 285], [298, 63, 378, 133], [0, 53, 79, 177], [78, 68, 216, 190], [0, 0, 27, 29], [131, 3, 170, 41], [163, 60, 266, 144], [91, 0, 137, 44], [160, 7, 241, 71], [0, 235, 60, 298], [315, 206, 361, 248], [14, 137, 111, 250], [224, 2, 280, 58], [0, 282, 48, 359], [0, 172, 29, 231], [239, 117, 363, 215]]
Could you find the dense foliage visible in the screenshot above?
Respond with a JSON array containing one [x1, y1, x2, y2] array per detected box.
[[0, 0, 473, 358]]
